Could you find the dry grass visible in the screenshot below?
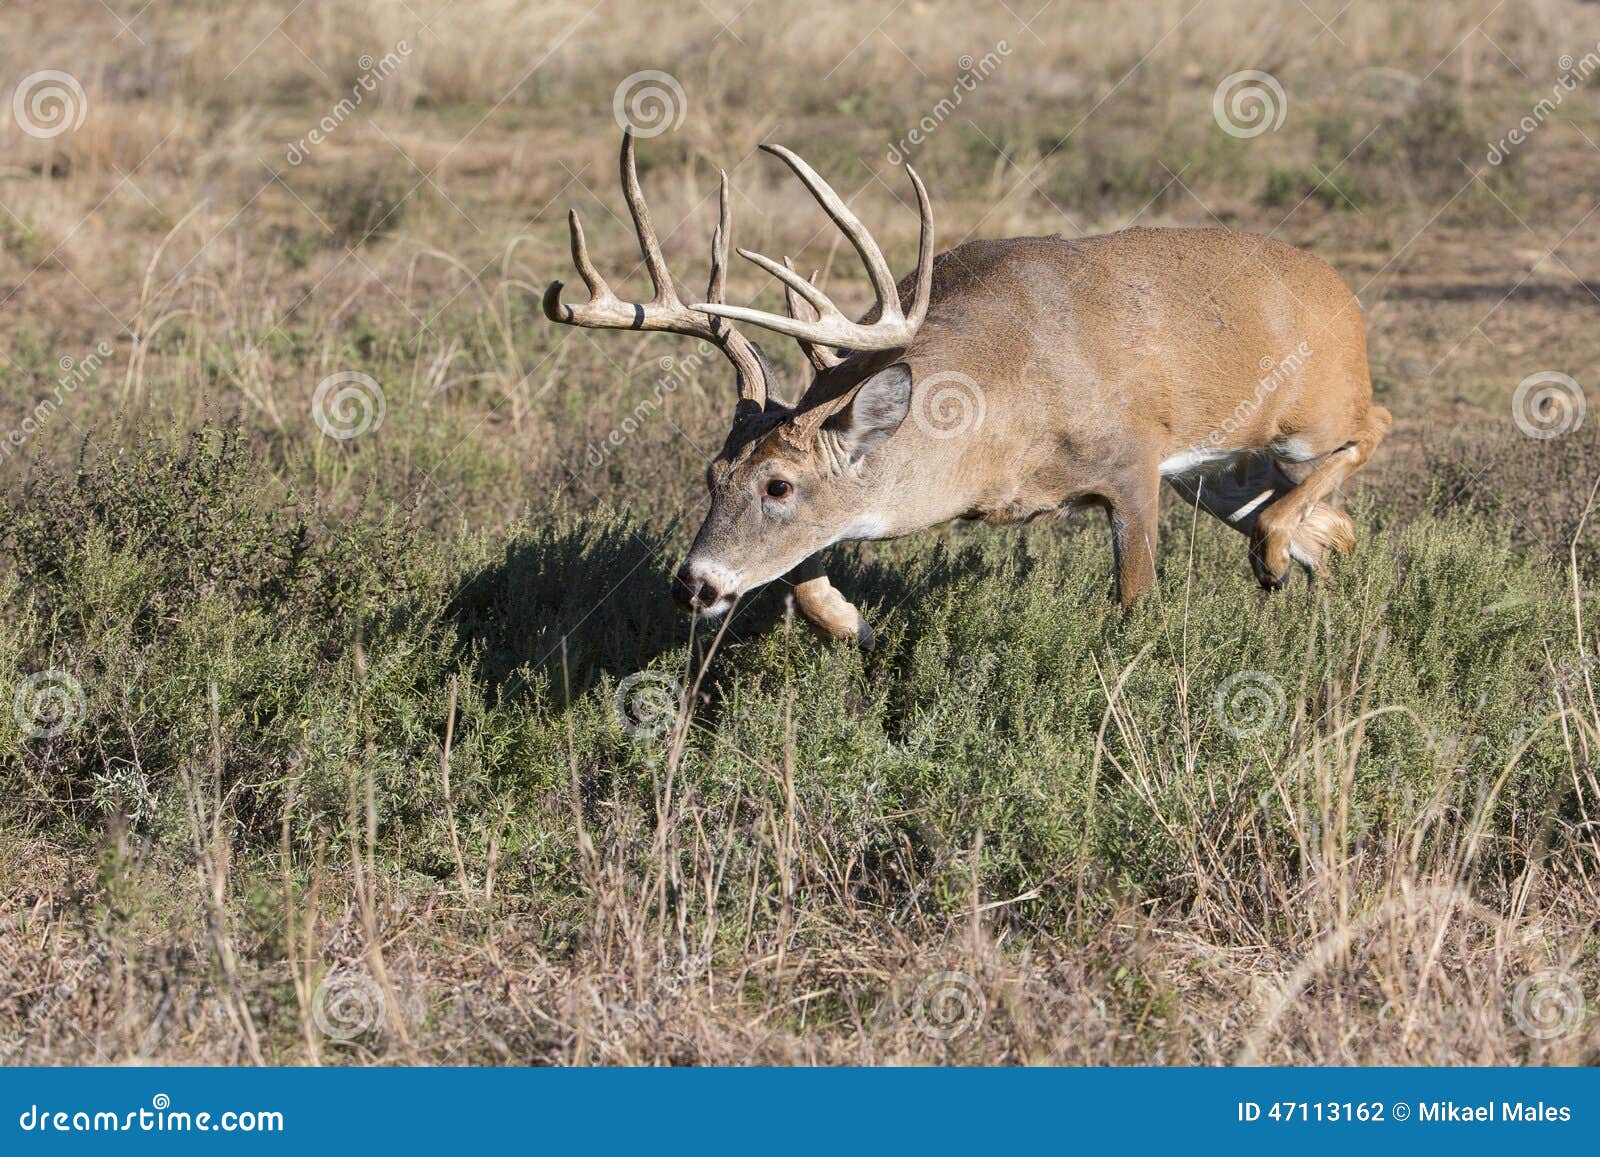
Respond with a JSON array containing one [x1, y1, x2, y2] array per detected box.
[[3, 0, 1600, 1066]]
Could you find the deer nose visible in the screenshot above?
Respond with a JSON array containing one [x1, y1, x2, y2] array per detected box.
[[672, 567, 720, 611]]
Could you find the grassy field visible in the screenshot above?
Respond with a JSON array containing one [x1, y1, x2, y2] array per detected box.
[[2, 0, 1599, 1064]]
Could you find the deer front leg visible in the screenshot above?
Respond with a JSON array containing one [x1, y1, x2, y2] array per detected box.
[[1106, 465, 1163, 606], [785, 555, 875, 648]]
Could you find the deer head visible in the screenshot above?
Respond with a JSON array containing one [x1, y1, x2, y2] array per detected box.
[[545, 130, 932, 621]]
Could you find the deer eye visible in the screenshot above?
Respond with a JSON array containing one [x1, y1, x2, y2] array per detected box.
[[765, 479, 793, 499]]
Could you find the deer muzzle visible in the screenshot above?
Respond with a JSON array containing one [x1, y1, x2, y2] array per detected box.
[[672, 563, 739, 617]]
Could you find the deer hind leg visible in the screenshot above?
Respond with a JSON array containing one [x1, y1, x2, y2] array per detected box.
[[1168, 451, 1283, 521], [1168, 450, 1297, 573], [1249, 405, 1392, 589], [1166, 442, 1360, 589], [785, 554, 875, 648]]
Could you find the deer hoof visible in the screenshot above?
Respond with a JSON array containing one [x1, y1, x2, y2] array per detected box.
[[799, 612, 874, 648], [1252, 502, 1356, 589], [799, 605, 874, 648], [1249, 524, 1294, 590], [855, 617, 876, 650]]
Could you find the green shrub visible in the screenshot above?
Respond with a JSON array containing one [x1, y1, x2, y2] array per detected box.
[[2, 426, 1584, 935]]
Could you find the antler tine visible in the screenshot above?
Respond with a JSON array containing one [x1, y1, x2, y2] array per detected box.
[[740, 248, 833, 315], [782, 257, 841, 372], [904, 163, 935, 330], [541, 131, 704, 331], [780, 257, 818, 321], [541, 130, 768, 408], [541, 209, 611, 323], [700, 168, 772, 403], [564, 207, 611, 301], [761, 144, 900, 313], [707, 169, 730, 305], [690, 148, 935, 354], [619, 129, 678, 306]]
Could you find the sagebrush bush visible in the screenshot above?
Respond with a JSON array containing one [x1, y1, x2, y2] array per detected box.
[[3, 423, 1585, 940]]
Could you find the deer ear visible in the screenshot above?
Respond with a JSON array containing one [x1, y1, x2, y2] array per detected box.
[[825, 363, 912, 461]]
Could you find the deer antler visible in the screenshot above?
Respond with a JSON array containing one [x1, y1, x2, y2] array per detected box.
[[543, 129, 769, 408], [691, 145, 933, 355]]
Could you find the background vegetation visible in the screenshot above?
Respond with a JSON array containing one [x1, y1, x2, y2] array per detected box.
[[2, 0, 1598, 1064]]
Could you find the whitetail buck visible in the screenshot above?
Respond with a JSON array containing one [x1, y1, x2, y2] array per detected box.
[[545, 130, 1390, 646]]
